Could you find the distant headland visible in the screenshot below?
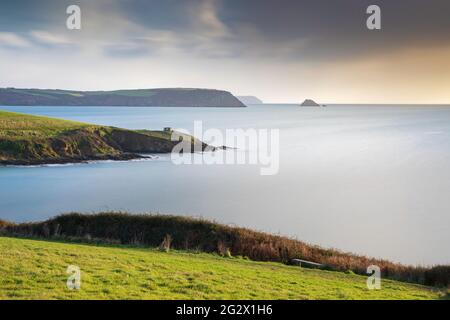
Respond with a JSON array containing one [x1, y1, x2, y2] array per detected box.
[[0, 87, 246, 108], [237, 96, 263, 104]]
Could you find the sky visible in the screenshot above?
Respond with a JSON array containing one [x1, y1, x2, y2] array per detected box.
[[0, 0, 449, 103]]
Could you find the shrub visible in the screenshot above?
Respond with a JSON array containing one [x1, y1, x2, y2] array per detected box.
[[0, 219, 13, 229], [424, 266, 450, 288]]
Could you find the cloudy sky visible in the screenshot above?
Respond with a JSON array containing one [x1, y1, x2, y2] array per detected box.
[[0, 0, 449, 103]]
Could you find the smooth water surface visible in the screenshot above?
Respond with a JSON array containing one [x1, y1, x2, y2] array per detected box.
[[1, 105, 450, 265]]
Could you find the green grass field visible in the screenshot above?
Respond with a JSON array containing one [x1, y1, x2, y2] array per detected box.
[[0, 237, 443, 300], [0, 110, 88, 140], [0, 110, 190, 142]]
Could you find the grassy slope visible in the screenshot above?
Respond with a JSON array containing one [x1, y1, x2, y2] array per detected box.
[[0, 110, 200, 163], [0, 110, 172, 141], [0, 237, 441, 300], [0, 110, 88, 140], [0, 110, 120, 163]]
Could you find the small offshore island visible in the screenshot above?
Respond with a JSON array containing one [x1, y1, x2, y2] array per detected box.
[[300, 99, 322, 107], [0, 110, 208, 166]]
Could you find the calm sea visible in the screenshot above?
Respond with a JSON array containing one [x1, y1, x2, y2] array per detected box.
[[1, 104, 449, 265]]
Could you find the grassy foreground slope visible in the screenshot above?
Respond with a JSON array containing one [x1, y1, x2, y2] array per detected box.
[[0, 237, 441, 300], [6, 212, 449, 287]]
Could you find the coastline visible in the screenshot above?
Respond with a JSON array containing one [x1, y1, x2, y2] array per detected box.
[[0, 110, 211, 166], [0, 153, 147, 166]]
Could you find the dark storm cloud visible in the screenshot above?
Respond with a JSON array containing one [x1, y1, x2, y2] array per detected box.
[[1, 0, 450, 60], [0, 1, 69, 30], [116, 0, 197, 30], [101, 0, 450, 60], [216, 0, 450, 60]]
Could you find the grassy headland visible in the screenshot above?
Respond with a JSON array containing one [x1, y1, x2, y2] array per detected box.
[[0, 87, 246, 107], [2, 213, 449, 289], [0, 110, 208, 165], [0, 236, 443, 300]]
